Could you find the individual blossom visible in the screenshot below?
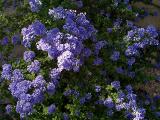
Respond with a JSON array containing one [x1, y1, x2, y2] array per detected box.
[[6, 104, 12, 114], [1, 36, 9, 46], [113, 18, 122, 29], [79, 97, 86, 105], [127, 71, 135, 78], [125, 45, 139, 56], [85, 93, 92, 100], [63, 113, 69, 120], [48, 104, 56, 115], [116, 67, 124, 74], [127, 57, 135, 66], [93, 57, 103, 65], [104, 97, 114, 109], [107, 109, 114, 117], [110, 51, 120, 61], [83, 48, 92, 58], [95, 85, 101, 92], [146, 25, 158, 38], [12, 34, 21, 45], [72, 90, 80, 98], [111, 81, 120, 90], [47, 82, 56, 95], [125, 85, 133, 93]]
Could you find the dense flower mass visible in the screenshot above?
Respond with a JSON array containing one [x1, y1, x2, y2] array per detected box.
[[21, 7, 106, 83], [1, 0, 160, 120]]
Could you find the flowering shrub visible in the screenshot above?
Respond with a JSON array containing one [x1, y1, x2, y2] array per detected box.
[[0, 0, 160, 120]]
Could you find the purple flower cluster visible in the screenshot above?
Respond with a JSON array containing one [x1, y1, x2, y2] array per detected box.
[[115, 66, 135, 78], [36, 28, 85, 73], [5, 104, 12, 114], [114, 82, 145, 120], [23, 51, 35, 62], [48, 7, 66, 20], [101, 81, 146, 119], [27, 60, 41, 73], [8, 68, 48, 118], [11, 34, 21, 45], [8, 7, 106, 118], [63, 89, 80, 98], [21, 20, 46, 47], [125, 25, 159, 56], [0, 36, 9, 46], [113, 0, 132, 10], [79, 93, 92, 105], [21, 7, 106, 80], [104, 97, 114, 108], [28, 0, 42, 12], [1, 64, 12, 80], [48, 104, 56, 114], [110, 51, 120, 61], [47, 82, 56, 95], [49, 7, 97, 41]]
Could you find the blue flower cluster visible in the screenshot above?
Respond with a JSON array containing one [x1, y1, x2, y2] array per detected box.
[[6, 68, 49, 118], [110, 51, 120, 61], [21, 7, 106, 83], [27, 60, 41, 73], [0, 36, 9, 46], [1, 0, 159, 119], [23, 51, 35, 62], [95, 81, 146, 120], [125, 25, 159, 56], [1, 7, 107, 118], [21, 20, 46, 47], [49, 7, 97, 41], [1, 64, 12, 80], [5, 104, 12, 114], [113, 0, 132, 10], [48, 104, 56, 114], [28, 0, 42, 12]]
